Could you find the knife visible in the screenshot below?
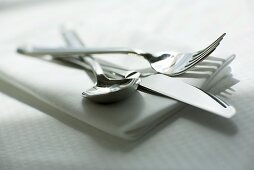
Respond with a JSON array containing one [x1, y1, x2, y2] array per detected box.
[[136, 74, 235, 118]]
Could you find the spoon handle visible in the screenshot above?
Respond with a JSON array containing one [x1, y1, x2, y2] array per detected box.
[[81, 56, 105, 77], [60, 29, 106, 80], [61, 28, 85, 47], [61, 29, 128, 79]]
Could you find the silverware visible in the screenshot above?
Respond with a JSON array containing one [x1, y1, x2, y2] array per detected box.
[[17, 33, 225, 76], [78, 56, 140, 103], [58, 30, 235, 118], [61, 56, 235, 117], [59, 29, 140, 103]]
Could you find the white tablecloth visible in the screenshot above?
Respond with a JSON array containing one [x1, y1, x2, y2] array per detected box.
[[0, 0, 253, 169]]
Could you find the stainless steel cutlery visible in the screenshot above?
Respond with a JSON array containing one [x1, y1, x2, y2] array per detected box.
[[17, 30, 236, 118]]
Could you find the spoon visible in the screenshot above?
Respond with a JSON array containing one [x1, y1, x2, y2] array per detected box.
[[57, 28, 140, 103], [73, 56, 140, 103]]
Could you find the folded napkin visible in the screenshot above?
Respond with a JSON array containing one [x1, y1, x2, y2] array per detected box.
[[0, 47, 237, 139]]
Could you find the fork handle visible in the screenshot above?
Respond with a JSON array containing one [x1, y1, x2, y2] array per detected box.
[[17, 47, 139, 56]]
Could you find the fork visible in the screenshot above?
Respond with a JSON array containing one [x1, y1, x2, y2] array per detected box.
[[17, 33, 225, 77]]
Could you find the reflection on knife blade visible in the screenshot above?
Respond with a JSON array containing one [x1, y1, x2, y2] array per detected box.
[[135, 74, 235, 118]]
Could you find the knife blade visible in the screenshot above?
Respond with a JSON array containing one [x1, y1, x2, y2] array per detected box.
[[137, 74, 235, 118]]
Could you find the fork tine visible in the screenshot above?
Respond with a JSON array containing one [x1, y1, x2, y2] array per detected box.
[[189, 41, 218, 64], [191, 33, 226, 60], [184, 46, 217, 69], [191, 41, 219, 61], [187, 33, 226, 66], [191, 40, 220, 63], [177, 33, 226, 74], [183, 40, 221, 69]]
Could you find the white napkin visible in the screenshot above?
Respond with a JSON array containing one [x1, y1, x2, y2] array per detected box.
[[0, 46, 237, 139]]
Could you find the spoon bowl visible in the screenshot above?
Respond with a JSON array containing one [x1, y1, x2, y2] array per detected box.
[[83, 72, 141, 103]]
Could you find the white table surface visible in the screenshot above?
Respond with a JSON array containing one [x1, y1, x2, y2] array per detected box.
[[0, 0, 254, 169]]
